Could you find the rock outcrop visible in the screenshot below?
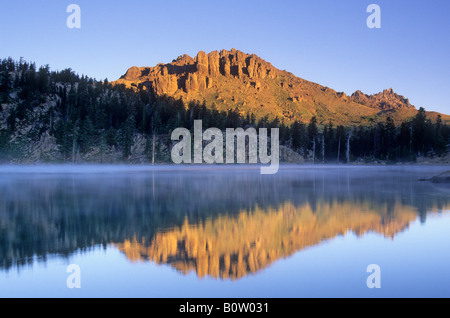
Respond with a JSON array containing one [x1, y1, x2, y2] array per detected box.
[[350, 88, 414, 110], [114, 49, 279, 96], [431, 171, 450, 183]]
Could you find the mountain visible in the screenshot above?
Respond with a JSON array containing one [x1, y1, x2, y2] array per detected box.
[[113, 49, 449, 126], [1, 56, 448, 164]]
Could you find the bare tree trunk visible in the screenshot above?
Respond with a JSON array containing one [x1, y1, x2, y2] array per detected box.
[[111, 145, 115, 164], [409, 126, 413, 156], [72, 139, 76, 164], [346, 131, 352, 163], [72, 122, 79, 164], [152, 132, 156, 165], [321, 134, 325, 163], [312, 137, 316, 164], [337, 138, 341, 162], [100, 137, 104, 164]]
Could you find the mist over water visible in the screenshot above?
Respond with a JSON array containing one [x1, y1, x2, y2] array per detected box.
[[0, 165, 449, 297]]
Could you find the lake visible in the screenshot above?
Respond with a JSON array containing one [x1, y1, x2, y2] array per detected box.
[[0, 164, 449, 298]]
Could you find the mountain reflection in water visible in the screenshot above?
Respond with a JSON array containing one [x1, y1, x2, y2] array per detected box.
[[0, 165, 449, 280], [115, 201, 418, 280]]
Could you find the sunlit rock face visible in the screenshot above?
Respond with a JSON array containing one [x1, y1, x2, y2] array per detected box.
[[115, 49, 278, 95], [112, 50, 448, 126]]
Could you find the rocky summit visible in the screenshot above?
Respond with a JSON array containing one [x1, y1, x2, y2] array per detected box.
[[113, 49, 448, 126]]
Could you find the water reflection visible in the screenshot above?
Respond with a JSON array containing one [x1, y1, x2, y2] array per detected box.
[[115, 201, 419, 280], [0, 165, 449, 279]]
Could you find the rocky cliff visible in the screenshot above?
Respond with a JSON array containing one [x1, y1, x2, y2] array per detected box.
[[116, 49, 279, 94]]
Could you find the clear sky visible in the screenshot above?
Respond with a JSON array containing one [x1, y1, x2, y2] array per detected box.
[[1, 0, 449, 114]]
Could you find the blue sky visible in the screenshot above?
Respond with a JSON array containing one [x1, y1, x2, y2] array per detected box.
[[1, 0, 449, 114]]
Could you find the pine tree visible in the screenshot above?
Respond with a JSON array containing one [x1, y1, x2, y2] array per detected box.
[[324, 120, 334, 161], [121, 114, 135, 160], [336, 125, 346, 162], [307, 116, 318, 160], [435, 115, 447, 156], [291, 120, 302, 151], [106, 127, 117, 147], [79, 118, 95, 152], [385, 116, 396, 160], [412, 107, 427, 155], [0, 68, 12, 103]]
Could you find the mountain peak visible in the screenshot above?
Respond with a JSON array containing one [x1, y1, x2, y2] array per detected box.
[[350, 87, 414, 111], [113, 49, 422, 125], [114, 49, 279, 95]]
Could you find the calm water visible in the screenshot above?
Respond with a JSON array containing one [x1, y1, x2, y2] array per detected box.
[[0, 164, 449, 298]]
